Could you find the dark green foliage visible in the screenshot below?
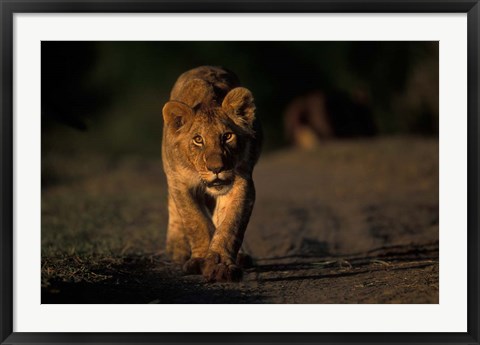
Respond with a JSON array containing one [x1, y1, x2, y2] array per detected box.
[[41, 41, 438, 156]]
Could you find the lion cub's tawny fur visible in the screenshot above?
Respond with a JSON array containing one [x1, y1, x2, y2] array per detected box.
[[162, 66, 262, 282]]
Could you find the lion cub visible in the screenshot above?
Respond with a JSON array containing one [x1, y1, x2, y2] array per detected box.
[[162, 66, 262, 282]]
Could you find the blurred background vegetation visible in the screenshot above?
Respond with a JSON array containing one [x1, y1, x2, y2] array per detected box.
[[42, 41, 438, 158]]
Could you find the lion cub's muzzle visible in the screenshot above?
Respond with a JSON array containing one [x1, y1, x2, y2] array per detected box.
[[207, 176, 232, 187], [203, 170, 235, 193]]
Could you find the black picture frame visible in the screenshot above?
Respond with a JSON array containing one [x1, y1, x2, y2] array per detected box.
[[1, 1, 478, 344]]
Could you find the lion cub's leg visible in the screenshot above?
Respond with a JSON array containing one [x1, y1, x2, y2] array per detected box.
[[165, 195, 190, 264], [203, 178, 255, 282], [211, 206, 254, 268], [169, 188, 215, 274]]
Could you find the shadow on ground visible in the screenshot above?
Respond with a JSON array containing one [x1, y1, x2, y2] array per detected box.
[[42, 255, 265, 304], [42, 242, 438, 304]]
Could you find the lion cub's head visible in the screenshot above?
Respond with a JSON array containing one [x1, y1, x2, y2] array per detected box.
[[163, 83, 256, 195]]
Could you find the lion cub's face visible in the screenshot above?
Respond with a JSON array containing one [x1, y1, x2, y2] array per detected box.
[[163, 87, 256, 195], [188, 109, 245, 195]]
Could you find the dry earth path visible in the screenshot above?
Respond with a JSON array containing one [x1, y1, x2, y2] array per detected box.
[[42, 137, 438, 303]]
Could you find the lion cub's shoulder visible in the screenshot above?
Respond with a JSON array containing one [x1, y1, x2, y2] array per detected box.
[[169, 66, 241, 108]]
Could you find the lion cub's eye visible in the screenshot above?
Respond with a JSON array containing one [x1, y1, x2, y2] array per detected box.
[[193, 135, 204, 145], [223, 132, 234, 142]]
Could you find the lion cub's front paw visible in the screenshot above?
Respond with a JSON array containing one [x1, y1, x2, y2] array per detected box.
[[182, 257, 205, 275], [202, 252, 243, 282]]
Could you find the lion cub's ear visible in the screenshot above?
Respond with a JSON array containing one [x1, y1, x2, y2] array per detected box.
[[222, 87, 256, 128], [162, 101, 193, 130]]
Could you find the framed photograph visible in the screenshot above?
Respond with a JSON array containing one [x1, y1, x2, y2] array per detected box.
[[1, 1, 478, 344]]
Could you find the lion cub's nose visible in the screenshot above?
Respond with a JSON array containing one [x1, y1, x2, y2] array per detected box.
[[206, 155, 224, 174], [207, 163, 224, 175]]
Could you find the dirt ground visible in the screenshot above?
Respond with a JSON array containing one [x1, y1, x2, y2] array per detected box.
[[41, 137, 439, 304]]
